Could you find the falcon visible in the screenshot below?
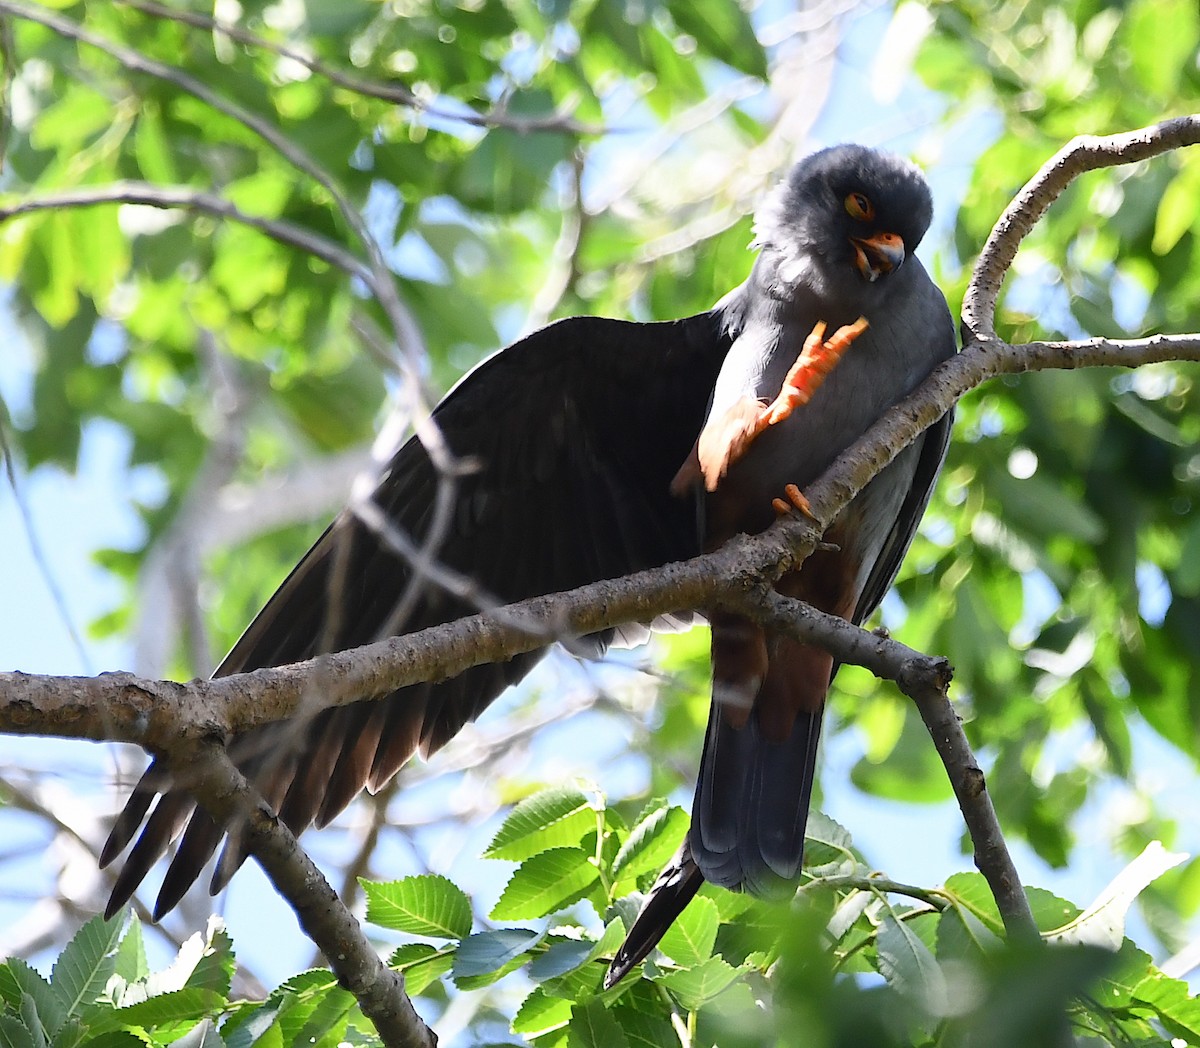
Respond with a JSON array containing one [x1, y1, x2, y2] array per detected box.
[[101, 145, 956, 984]]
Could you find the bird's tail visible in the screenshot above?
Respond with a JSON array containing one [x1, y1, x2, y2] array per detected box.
[[691, 614, 827, 892], [606, 618, 827, 983], [605, 839, 703, 988]]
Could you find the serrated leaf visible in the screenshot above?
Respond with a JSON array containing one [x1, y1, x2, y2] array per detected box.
[[18, 996, 46, 1048], [876, 913, 947, 1016], [361, 875, 472, 938], [0, 966, 22, 1010], [485, 786, 598, 862], [936, 904, 1003, 962], [656, 956, 740, 1010], [452, 929, 541, 980], [528, 939, 595, 982], [491, 849, 599, 921], [0, 1013, 37, 1048], [222, 998, 286, 1048], [512, 988, 572, 1036], [610, 805, 688, 883], [286, 984, 356, 1048], [611, 1003, 676, 1048], [387, 944, 454, 997], [166, 1019, 223, 1048], [5, 964, 63, 1039], [566, 998, 630, 1048], [656, 896, 718, 968], [1048, 841, 1187, 949], [51, 913, 123, 1017], [1131, 969, 1200, 1038], [801, 811, 859, 869], [185, 922, 234, 996], [87, 989, 226, 1036], [113, 916, 148, 983], [941, 872, 1004, 932]]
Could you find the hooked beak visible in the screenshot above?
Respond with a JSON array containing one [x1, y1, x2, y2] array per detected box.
[[850, 231, 906, 282]]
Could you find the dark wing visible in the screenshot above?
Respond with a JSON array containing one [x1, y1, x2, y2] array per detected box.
[[849, 405, 950, 624], [849, 405, 954, 627], [102, 311, 733, 920], [849, 290, 957, 628]]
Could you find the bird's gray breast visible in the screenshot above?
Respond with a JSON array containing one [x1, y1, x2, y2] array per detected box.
[[706, 263, 945, 520]]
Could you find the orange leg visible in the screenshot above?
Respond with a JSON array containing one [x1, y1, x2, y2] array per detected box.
[[763, 316, 869, 425], [692, 315, 869, 495]]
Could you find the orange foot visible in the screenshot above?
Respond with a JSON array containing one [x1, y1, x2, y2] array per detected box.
[[689, 316, 870, 493], [772, 483, 816, 520], [763, 316, 870, 426]]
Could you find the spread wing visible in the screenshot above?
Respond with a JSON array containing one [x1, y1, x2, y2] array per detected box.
[[102, 311, 733, 919]]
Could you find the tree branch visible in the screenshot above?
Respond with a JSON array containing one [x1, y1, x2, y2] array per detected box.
[[113, 0, 605, 136], [962, 114, 1200, 341], [165, 740, 435, 1048], [0, 183, 372, 283]]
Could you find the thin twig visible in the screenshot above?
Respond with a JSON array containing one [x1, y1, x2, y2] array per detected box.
[[961, 115, 1200, 341], [115, 0, 605, 136], [0, 403, 92, 671], [0, 183, 372, 281]]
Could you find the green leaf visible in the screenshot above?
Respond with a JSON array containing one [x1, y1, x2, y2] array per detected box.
[[565, 998, 630, 1048], [5, 963, 64, 1039], [987, 470, 1106, 544], [527, 940, 596, 982], [611, 1003, 677, 1048], [1130, 968, 1200, 1039], [452, 929, 542, 980], [387, 944, 454, 997], [490, 849, 600, 921], [484, 786, 599, 862], [87, 989, 227, 1036], [50, 913, 123, 1017], [1048, 841, 1187, 948], [656, 957, 741, 1010], [665, 0, 767, 78], [655, 896, 718, 968], [0, 1013, 38, 1048], [361, 875, 473, 939], [512, 988, 572, 1037], [169, 1018, 224, 1048], [875, 913, 947, 1016], [0, 966, 22, 1010], [18, 995, 46, 1048], [184, 924, 235, 997], [936, 904, 1003, 962], [610, 804, 688, 884], [112, 916, 148, 983]]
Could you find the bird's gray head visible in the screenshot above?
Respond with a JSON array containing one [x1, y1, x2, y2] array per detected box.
[[753, 145, 934, 309]]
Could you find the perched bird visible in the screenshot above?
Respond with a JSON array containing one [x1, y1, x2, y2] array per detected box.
[[101, 146, 956, 984], [608, 145, 956, 982]]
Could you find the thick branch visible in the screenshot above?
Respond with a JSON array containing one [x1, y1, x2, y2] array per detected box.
[[170, 742, 435, 1048], [3, 325, 1200, 750]]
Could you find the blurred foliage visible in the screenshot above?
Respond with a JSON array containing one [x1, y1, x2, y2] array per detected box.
[[5, 792, 1197, 1047], [2, 0, 1200, 1043]]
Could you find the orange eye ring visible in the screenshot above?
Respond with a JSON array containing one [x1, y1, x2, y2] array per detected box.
[[845, 192, 875, 221]]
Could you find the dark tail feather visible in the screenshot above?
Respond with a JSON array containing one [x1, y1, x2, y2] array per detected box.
[[691, 631, 827, 894], [605, 840, 703, 988], [104, 791, 194, 918]]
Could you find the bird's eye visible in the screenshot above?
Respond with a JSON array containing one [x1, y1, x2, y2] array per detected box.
[[844, 192, 875, 221]]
